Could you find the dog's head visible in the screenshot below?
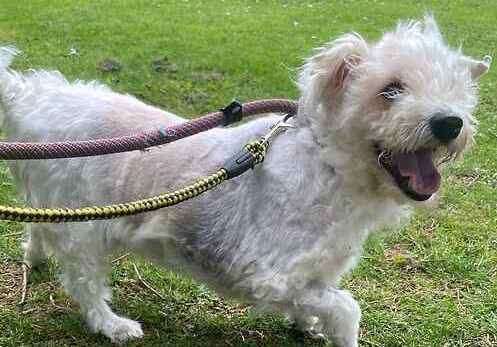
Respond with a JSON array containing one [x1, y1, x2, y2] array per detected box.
[[298, 15, 491, 203]]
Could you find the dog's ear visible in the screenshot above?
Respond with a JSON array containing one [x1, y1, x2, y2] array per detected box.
[[421, 14, 491, 80], [298, 33, 368, 110], [461, 55, 492, 80]]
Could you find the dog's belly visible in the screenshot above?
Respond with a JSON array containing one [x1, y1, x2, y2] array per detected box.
[[141, 172, 372, 304]]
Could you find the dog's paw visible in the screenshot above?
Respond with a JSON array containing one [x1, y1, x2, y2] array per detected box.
[[105, 317, 144, 344]]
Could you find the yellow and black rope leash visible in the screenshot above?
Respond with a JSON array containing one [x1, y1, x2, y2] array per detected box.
[[0, 133, 276, 223], [0, 169, 229, 223]]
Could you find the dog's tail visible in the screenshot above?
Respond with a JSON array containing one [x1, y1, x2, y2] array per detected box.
[[0, 45, 18, 71], [0, 46, 19, 127]]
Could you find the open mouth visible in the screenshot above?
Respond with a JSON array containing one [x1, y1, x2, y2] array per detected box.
[[377, 147, 441, 201]]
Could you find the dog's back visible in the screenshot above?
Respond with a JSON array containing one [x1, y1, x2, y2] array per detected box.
[[0, 47, 184, 142], [0, 46, 193, 206]]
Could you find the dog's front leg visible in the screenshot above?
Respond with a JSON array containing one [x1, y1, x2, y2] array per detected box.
[[292, 285, 360, 347]]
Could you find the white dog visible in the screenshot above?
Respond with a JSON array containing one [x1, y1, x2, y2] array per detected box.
[[0, 16, 491, 346]]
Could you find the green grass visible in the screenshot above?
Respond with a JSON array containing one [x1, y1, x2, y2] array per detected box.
[[0, 1, 496, 346]]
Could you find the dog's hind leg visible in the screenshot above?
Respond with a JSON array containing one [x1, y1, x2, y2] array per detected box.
[[22, 225, 48, 269], [53, 226, 143, 343], [292, 285, 360, 347]]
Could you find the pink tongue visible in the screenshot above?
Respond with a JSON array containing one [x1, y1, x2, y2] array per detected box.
[[394, 150, 441, 195]]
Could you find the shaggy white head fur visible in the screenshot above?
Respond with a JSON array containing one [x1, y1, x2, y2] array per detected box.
[[0, 16, 490, 346]]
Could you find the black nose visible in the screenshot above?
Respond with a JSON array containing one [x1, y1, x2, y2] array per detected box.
[[429, 114, 463, 143]]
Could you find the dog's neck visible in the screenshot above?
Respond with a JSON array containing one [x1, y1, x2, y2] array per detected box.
[[288, 102, 405, 208]]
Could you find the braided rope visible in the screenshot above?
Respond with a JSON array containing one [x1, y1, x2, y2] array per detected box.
[[0, 141, 267, 223], [0, 99, 297, 160]]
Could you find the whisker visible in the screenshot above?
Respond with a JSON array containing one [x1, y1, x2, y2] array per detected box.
[[436, 148, 456, 166], [377, 150, 391, 167]]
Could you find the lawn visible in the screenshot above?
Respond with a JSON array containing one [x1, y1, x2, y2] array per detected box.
[[0, 1, 496, 346]]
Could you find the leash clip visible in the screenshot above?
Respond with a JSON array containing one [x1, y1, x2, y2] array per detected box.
[[260, 115, 296, 147], [222, 114, 295, 180]]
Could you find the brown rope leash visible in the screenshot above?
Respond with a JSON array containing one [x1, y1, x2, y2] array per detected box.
[[0, 99, 297, 160]]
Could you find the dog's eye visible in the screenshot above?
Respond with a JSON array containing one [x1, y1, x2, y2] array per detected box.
[[380, 82, 404, 101]]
